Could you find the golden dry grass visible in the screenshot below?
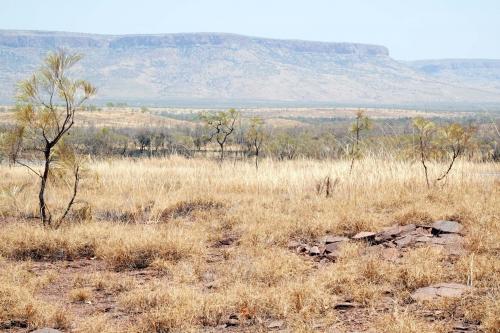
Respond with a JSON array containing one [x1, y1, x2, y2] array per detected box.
[[0, 156, 498, 332]]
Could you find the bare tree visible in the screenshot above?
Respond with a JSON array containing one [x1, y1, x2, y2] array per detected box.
[[200, 108, 239, 162], [2, 50, 96, 227]]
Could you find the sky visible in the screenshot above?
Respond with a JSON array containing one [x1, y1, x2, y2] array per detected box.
[[1, 0, 499, 60]]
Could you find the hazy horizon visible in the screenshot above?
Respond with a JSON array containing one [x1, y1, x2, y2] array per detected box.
[[1, 0, 499, 61]]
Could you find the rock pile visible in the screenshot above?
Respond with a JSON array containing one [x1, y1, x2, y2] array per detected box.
[[289, 220, 465, 260]]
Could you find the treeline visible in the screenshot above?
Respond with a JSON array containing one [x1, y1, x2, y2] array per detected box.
[[3, 111, 489, 164]]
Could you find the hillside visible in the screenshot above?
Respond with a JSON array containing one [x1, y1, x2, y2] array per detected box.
[[1, 30, 500, 107]]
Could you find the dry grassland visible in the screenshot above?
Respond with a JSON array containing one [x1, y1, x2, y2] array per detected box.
[[0, 157, 498, 332]]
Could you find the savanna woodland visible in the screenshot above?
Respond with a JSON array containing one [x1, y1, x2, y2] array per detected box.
[[0, 51, 499, 333]]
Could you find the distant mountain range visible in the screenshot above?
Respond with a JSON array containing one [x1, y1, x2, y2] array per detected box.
[[1, 30, 499, 109]]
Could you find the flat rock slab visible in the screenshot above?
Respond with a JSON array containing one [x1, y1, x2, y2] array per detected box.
[[411, 282, 470, 302], [31, 329, 64, 333], [394, 234, 416, 248], [376, 224, 416, 242], [267, 320, 285, 329], [352, 231, 376, 241], [323, 235, 349, 244], [431, 220, 463, 235]]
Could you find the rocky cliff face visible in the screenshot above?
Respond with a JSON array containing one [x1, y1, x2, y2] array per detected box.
[[0, 30, 499, 107]]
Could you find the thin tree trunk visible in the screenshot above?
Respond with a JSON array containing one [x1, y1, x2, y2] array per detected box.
[[39, 148, 51, 226], [255, 148, 259, 171], [419, 136, 430, 188]]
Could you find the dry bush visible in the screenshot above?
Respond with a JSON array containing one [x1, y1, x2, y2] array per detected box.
[[69, 287, 92, 303]]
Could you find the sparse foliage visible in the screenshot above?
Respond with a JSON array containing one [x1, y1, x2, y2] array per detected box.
[[2, 49, 96, 227], [413, 117, 476, 187], [199, 108, 239, 162], [246, 116, 266, 170], [412, 117, 436, 188], [349, 110, 371, 174]]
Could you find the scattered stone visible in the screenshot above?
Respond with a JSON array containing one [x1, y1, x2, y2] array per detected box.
[[415, 234, 433, 243], [376, 224, 416, 242], [226, 314, 239, 326], [324, 242, 341, 254], [0, 320, 28, 329], [31, 329, 63, 333], [324, 235, 349, 244], [431, 220, 463, 235], [411, 283, 470, 302], [217, 237, 236, 246], [292, 220, 467, 263], [267, 320, 285, 329], [309, 246, 321, 256], [394, 234, 415, 248], [452, 322, 476, 332], [352, 231, 376, 241], [297, 244, 310, 253], [334, 301, 361, 310], [430, 233, 463, 245]]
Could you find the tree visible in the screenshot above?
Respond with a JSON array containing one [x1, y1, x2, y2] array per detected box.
[[412, 117, 436, 188], [246, 117, 266, 170], [349, 110, 371, 174], [3, 50, 96, 227], [136, 130, 152, 155], [200, 108, 239, 162], [435, 123, 476, 182]]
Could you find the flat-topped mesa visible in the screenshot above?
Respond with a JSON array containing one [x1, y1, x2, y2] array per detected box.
[[0, 30, 389, 56], [108, 33, 390, 56], [0, 30, 108, 48]]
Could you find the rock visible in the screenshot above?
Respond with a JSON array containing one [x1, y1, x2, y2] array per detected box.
[[430, 233, 463, 245], [267, 320, 285, 329], [309, 246, 321, 256], [287, 240, 301, 249], [431, 220, 463, 235], [323, 235, 349, 244], [297, 244, 310, 253], [334, 301, 361, 310], [0, 320, 28, 329], [217, 237, 236, 246], [352, 231, 376, 241], [31, 329, 63, 333], [226, 314, 239, 326], [452, 322, 476, 332], [376, 224, 416, 242], [324, 242, 342, 254], [411, 283, 470, 302], [415, 234, 433, 243], [394, 235, 415, 248]]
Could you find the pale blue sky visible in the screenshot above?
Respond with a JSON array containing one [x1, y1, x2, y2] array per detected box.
[[1, 0, 499, 60]]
